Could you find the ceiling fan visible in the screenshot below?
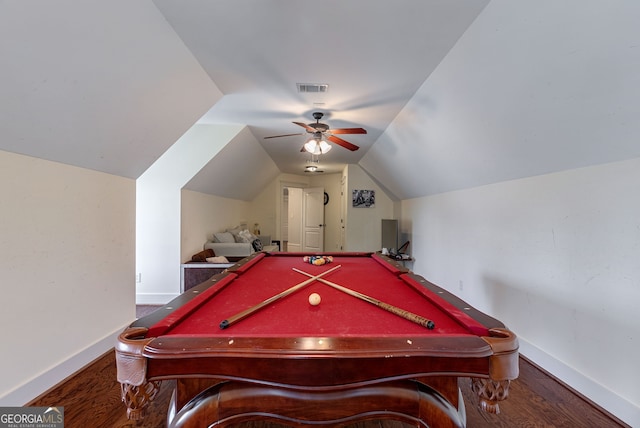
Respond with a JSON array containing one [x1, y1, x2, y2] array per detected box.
[[264, 112, 366, 152]]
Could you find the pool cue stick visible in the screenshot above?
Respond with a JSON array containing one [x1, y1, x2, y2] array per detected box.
[[293, 268, 435, 329], [219, 264, 342, 329]]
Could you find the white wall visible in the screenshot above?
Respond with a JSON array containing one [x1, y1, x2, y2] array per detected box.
[[401, 158, 640, 426], [242, 168, 393, 253], [344, 165, 398, 252], [136, 124, 244, 304], [0, 150, 135, 405], [181, 172, 344, 257], [182, 173, 315, 262], [181, 190, 250, 262], [248, 177, 279, 240]]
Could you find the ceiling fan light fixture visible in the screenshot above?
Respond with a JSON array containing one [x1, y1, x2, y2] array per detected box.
[[303, 140, 318, 154], [304, 138, 332, 155], [319, 140, 331, 153]]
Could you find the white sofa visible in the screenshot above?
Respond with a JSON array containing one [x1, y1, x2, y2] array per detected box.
[[204, 230, 277, 259]]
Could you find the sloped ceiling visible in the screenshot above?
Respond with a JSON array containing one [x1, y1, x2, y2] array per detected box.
[[184, 127, 281, 200], [154, 0, 491, 197], [360, 0, 640, 199], [2, 1, 640, 202], [0, 1, 221, 179]]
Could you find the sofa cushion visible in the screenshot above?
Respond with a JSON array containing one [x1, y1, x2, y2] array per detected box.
[[206, 256, 230, 263], [237, 229, 257, 243], [204, 242, 253, 258], [213, 232, 235, 243]]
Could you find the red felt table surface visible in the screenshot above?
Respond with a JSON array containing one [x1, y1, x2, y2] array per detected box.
[[151, 254, 488, 338]]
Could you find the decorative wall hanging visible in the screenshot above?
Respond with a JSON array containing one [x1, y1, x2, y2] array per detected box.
[[352, 190, 375, 208]]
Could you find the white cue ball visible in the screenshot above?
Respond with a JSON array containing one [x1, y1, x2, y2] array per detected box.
[[308, 292, 321, 306]]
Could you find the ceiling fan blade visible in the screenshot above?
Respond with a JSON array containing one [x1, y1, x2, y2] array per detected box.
[[329, 127, 367, 135], [264, 133, 304, 139], [293, 121, 317, 133], [327, 135, 359, 151]]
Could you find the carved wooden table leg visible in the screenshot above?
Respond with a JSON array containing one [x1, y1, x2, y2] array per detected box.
[[120, 380, 162, 420], [471, 378, 511, 414]]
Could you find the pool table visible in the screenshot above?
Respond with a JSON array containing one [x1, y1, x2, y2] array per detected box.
[[116, 252, 518, 427]]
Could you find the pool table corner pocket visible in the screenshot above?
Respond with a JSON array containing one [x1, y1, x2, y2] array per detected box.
[[115, 327, 160, 420]]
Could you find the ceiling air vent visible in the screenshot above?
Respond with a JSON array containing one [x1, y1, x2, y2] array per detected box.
[[297, 83, 329, 93]]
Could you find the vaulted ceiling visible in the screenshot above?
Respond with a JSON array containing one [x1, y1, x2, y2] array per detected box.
[[2, 1, 639, 201]]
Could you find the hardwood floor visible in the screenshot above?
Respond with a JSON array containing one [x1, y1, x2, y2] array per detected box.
[[25, 306, 629, 427], [27, 351, 629, 428]]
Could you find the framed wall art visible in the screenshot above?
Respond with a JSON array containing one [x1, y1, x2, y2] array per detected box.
[[352, 190, 375, 208]]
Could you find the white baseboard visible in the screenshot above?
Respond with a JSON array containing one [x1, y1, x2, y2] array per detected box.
[[0, 323, 130, 406], [519, 338, 639, 427], [136, 293, 179, 305]]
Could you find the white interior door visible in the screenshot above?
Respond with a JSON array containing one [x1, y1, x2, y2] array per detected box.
[[287, 187, 303, 252], [281, 187, 289, 245], [303, 187, 324, 252], [340, 176, 346, 251]]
